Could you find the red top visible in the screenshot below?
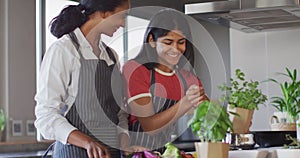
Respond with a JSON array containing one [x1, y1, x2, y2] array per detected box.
[[122, 60, 203, 103]]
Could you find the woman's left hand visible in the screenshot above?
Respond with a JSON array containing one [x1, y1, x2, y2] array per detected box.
[[193, 86, 209, 108], [185, 84, 208, 108]]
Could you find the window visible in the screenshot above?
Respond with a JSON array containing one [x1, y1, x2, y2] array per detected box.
[[41, 0, 149, 65]]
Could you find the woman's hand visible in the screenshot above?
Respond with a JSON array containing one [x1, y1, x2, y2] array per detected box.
[[84, 140, 111, 158], [184, 84, 208, 108], [67, 130, 111, 158], [120, 133, 149, 156]]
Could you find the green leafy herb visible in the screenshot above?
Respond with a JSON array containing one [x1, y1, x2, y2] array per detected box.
[[188, 101, 233, 142], [219, 69, 267, 110], [162, 142, 181, 158], [283, 134, 300, 149], [0, 108, 5, 131]]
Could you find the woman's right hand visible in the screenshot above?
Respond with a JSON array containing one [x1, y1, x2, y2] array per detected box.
[[183, 84, 207, 108], [84, 140, 111, 158], [67, 130, 111, 158]]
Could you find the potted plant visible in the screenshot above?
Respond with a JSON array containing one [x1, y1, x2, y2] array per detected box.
[[268, 68, 300, 131], [0, 108, 5, 141], [219, 69, 267, 134], [188, 101, 233, 158]]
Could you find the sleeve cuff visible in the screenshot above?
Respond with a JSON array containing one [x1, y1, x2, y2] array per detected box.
[[55, 122, 78, 144], [117, 127, 129, 136], [127, 93, 151, 104]]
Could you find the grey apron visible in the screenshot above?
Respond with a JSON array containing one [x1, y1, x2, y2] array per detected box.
[[129, 68, 187, 152], [51, 32, 122, 158]]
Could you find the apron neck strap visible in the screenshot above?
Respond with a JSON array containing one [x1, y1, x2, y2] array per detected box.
[[176, 69, 188, 92], [69, 32, 84, 59]]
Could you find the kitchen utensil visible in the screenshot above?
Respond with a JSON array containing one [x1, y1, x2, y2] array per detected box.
[[225, 133, 255, 150]]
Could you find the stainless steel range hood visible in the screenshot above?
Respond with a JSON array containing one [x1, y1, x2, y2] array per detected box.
[[185, 0, 300, 33]]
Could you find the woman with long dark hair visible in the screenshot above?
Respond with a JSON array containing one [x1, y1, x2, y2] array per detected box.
[[35, 0, 133, 157], [123, 9, 209, 151]]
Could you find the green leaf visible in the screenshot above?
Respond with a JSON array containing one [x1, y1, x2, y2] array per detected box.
[[188, 101, 232, 142], [268, 68, 300, 119], [191, 122, 201, 133], [219, 69, 267, 110], [0, 109, 6, 131]]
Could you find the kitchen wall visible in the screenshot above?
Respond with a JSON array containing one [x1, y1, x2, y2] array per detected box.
[[0, 0, 5, 112], [0, 0, 36, 141], [190, 18, 230, 101], [230, 28, 300, 131]]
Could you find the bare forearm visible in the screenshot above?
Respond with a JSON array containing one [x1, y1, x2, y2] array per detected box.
[[138, 87, 209, 132], [138, 98, 191, 132], [67, 130, 93, 149]]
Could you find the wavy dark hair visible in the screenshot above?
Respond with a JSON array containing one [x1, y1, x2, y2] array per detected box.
[[133, 8, 195, 71], [50, 0, 128, 38]]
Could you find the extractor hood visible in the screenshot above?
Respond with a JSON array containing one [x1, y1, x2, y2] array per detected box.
[[185, 0, 300, 33]]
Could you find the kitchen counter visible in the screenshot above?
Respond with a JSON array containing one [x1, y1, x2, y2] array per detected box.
[[229, 149, 270, 158], [0, 140, 53, 158], [0, 151, 51, 158], [188, 147, 300, 158]]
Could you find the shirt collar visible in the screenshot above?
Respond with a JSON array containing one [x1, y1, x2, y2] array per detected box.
[[73, 28, 115, 66], [154, 68, 175, 76], [98, 38, 114, 66]]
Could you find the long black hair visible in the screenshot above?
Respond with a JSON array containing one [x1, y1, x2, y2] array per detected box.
[[50, 0, 128, 38], [134, 8, 195, 71]]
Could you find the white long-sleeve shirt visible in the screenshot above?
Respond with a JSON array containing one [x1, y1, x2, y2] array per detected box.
[[35, 28, 128, 144]]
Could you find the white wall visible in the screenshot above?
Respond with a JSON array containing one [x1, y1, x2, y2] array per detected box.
[[0, 0, 5, 111], [230, 28, 300, 131], [0, 0, 36, 141], [192, 19, 230, 101]]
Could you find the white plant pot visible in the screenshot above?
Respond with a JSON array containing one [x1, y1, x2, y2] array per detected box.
[[194, 142, 229, 158]]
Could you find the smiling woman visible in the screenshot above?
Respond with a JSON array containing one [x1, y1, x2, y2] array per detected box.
[[122, 8, 209, 152]]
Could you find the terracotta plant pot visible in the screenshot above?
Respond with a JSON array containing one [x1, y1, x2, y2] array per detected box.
[[228, 107, 254, 134], [194, 142, 229, 158]]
